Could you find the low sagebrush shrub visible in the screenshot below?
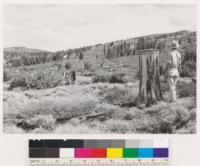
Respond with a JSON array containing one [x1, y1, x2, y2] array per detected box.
[[92, 71, 110, 83], [104, 119, 131, 133], [93, 71, 125, 83], [34, 72, 62, 89], [99, 85, 135, 106], [177, 81, 196, 98], [3, 70, 11, 82], [110, 73, 124, 83], [9, 75, 28, 90], [27, 114, 56, 130], [161, 79, 196, 98], [180, 61, 196, 77], [22, 94, 99, 122], [65, 62, 71, 70], [83, 61, 92, 70], [92, 103, 124, 121], [8, 71, 63, 90]]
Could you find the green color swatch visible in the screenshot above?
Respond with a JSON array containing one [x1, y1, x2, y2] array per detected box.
[[123, 148, 138, 158]]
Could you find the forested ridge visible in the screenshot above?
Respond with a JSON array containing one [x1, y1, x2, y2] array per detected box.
[[4, 30, 196, 77]]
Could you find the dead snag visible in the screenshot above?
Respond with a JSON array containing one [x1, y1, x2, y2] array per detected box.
[[137, 49, 162, 106], [70, 70, 76, 84]]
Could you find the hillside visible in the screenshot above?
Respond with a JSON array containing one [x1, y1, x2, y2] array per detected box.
[[3, 47, 57, 67], [3, 30, 197, 86], [3, 30, 197, 134], [4, 30, 196, 67], [3, 47, 49, 53], [66, 30, 195, 58]]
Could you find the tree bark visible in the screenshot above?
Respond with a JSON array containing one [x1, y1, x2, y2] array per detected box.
[[138, 49, 162, 106]]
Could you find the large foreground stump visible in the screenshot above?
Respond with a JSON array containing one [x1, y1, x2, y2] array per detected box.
[[137, 49, 162, 106]]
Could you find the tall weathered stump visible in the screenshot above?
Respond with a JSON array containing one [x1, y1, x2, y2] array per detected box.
[[137, 49, 162, 106]]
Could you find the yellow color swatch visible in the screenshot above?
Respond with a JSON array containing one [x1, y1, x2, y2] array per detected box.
[[107, 148, 123, 158]]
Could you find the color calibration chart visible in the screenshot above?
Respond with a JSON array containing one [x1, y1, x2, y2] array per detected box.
[[29, 139, 169, 166]]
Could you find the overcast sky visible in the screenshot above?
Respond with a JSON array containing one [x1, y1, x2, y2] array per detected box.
[[4, 4, 196, 51]]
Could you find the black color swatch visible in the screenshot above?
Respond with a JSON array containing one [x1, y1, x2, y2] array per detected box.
[[29, 140, 44, 148], [29, 148, 45, 158], [44, 139, 63, 148]]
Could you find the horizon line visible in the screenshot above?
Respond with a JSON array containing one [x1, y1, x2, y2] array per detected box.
[[4, 29, 196, 52]]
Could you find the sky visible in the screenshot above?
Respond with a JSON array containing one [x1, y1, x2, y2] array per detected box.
[[4, 4, 196, 51]]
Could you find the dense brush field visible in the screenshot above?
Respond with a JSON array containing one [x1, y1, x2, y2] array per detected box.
[[3, 30, 196, 133]]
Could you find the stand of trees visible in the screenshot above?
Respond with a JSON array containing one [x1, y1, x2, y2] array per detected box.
[[4, 45, 91, 67], [66, 45, 92, 58], [104, 41, 135, 59], [4, 51, 55, 67]]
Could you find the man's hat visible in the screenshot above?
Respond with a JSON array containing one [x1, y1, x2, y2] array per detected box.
[[171, 40, 179, 49]]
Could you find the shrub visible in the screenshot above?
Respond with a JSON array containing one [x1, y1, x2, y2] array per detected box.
[[69, 118, 81, 126], [104, 119, 131, 133], [176, 109, 196, 134], [124, 107, 141, 120], [142, 104, 194, 133], [180, 61, 196, 77], [83, 61, 92, 70], [92, 71, 111, 83], [34, 72, 63, 89], [22, 94, 99, 122], [124, 99, 196, 134], [26, 115, 56, 130], [9, 75, 28, 90], [91, 103, 125, 121], [110, 73, 124, 83], [177, 81, 196, 98], [65, 62, 71, 70], [77, 76, 93, 85], [93, 72, 125, 83], [99, 85, 135, 106], [54, 123, 101, 134], [123, 75, 135, 83], [161, 79, 196, 98], [3, 70, 11, 82], [8, 71, 63, 90]]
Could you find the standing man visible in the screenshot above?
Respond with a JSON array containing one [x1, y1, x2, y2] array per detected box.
[[167, 40, 181, 102]]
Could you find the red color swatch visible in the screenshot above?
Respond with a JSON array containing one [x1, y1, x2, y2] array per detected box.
[[90, 148, 107, 158]]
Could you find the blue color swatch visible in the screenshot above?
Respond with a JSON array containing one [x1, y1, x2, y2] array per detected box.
[[138, 148, 153, 158]]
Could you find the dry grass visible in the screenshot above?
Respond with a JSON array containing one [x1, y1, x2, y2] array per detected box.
[[3, 79, 196, 134]]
